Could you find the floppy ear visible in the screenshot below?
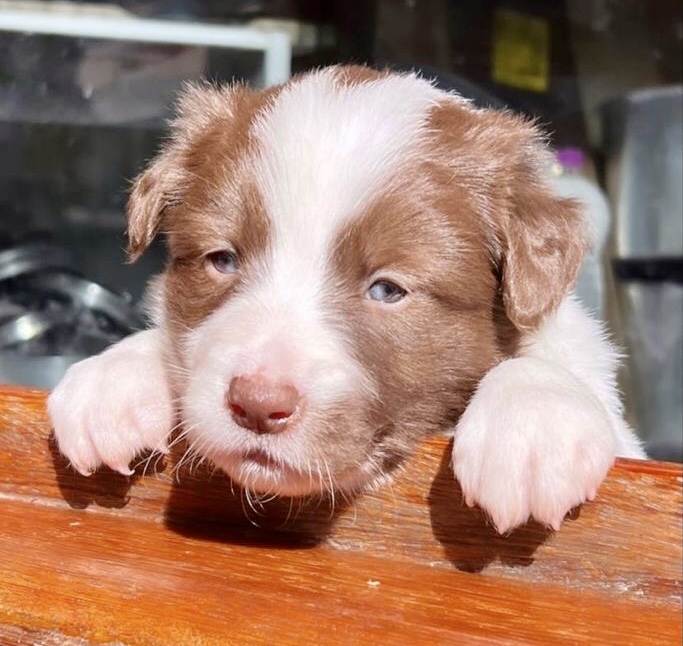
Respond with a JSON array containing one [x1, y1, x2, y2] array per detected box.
[[126, 90, 197, 261], [126, 80, 241, 261], [430, 99, 588, 330], [468, 109, 589, 331], [126, 153, 177, 261], [498, 173, 587, 330]]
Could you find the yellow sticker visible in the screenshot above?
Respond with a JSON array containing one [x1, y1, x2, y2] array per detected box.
[[492, 8, 550, 93]]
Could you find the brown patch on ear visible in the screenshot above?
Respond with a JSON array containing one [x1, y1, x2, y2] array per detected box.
[[127, 154, 176, 261], [126, 80, 259, 262], [500, 186, 587, 330], [427, 100, 588, 331]]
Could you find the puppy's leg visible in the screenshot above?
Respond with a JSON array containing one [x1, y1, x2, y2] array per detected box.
[[452, 296, 645, 534], [48, 328, 174, 476]]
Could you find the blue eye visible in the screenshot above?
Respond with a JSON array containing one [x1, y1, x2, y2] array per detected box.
[[206, 250, 239, 274], [367, 279, 407, 304]]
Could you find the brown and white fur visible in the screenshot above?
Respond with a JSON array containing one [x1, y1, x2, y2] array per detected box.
[[48, 66, 645, 534]]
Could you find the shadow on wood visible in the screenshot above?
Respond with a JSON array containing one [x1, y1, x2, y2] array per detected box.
[[427, 441, 553, 573], [48, 431, 139, 509], [48, 420, 554, 568]]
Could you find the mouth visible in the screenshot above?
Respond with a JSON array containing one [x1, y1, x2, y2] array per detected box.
[[217, 448, 317, 497], [202, 431, 389, 498], [213, 447, 385, 500], [242, 449, 282, 470]]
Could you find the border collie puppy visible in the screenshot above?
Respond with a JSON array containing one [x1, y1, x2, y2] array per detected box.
[[49, 66, 644, 534]]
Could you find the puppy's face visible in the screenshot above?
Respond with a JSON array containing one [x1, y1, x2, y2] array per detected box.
[[128, 67, 585, 497]]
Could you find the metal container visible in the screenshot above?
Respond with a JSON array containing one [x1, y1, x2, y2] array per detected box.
[[603, 85, 683, 462], [0, 242, 144, 389], [604, 86, 683, 258]]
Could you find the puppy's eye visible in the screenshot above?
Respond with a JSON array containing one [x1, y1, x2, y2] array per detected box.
[[206, 250, 239, 274], [367, 279, 407, 304]]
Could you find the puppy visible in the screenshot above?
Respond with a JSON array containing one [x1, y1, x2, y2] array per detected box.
[[48, 65, 645, 534]]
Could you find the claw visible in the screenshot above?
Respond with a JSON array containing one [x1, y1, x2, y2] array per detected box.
[[548, 517, 562, 532], [112, 464, 135, 477], [71, 463, 93, 477]]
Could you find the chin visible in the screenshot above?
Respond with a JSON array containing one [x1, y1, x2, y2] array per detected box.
[[211, 448, 383, 500]]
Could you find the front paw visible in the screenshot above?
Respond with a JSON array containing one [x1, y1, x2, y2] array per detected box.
[[452, 358, 617, 534], [48, 332, 173, 477]]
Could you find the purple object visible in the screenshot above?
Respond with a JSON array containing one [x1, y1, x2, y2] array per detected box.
[[556, 147, 586, 170]]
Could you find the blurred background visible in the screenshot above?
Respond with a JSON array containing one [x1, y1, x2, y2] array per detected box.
[[0, 0, 681, 461]]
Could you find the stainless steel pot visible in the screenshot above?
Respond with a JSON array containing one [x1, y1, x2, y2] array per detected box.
[[0, 243, 75, 282], [0, 242, 144, 389]]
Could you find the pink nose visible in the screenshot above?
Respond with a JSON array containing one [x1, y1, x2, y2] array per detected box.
[[226, 374, 300, 434]]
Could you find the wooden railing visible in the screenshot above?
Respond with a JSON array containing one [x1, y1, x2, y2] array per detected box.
[[0, 385, 680, 645]]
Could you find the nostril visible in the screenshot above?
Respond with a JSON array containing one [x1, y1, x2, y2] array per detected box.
[[226, 374, 301, 434], [230, 403, 247, 418]]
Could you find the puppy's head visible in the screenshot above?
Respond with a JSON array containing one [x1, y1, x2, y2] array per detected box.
[[128, 66, 586, 497]]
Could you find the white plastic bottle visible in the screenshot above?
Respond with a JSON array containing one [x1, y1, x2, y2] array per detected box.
[[551, 147, 612, 319]]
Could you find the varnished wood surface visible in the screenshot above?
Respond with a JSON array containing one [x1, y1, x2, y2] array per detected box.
[[0, 385, 681, 645]]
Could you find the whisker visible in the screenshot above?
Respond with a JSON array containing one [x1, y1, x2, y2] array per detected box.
[[242, 481, 264, 523], [284, 495, 295, 525], [321, 455, 337, 518]]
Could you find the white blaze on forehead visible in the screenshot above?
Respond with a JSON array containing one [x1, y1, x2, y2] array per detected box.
[[181, 70, 459, 457], [250, 68, 445, 300]]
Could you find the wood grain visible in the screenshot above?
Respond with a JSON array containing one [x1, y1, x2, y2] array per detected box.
[[0, 385, 680, 645]]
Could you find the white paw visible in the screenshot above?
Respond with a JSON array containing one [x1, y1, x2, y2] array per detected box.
[[48, 330, 173, 477], [452, 357, 617, 534]]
